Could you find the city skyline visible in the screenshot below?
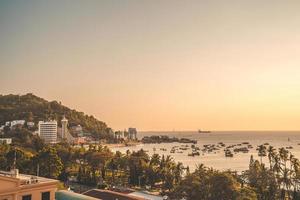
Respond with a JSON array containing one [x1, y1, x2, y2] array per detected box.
[[1, 1, 300, 131]]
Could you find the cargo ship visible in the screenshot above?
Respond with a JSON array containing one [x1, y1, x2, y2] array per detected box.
[[198, 129, 211, 133]]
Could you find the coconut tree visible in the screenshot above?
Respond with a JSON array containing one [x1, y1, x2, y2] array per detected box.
[[128, 149, 149, 186], [258, 145, 267, 164], [278, 148, 290, 199], [173, 162, 184, 184], [160, 155, 176, 191], [107, 158, 117, 184], [290, 156, 300, 198], [267, 146, 276, 170]]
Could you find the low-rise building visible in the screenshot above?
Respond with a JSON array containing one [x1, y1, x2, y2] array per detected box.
[[83, 189, 145, 200], [10, 120, 26, 128], [26, 122, 35, 128], [4, 120, 26, 129], [0, 169, 58, 200], [74, 137, 86, 145], [70, 125, 84, 137], [56, 190, 98, 200], [0, 125, 4, 133], [0, 138, 12, 144]]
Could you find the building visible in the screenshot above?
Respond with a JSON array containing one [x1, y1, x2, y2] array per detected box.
[[0, 138, 12, 144], [56, 117, 75, 144], [128, 191, 165, 200], [70, 125, 84, 137], [0, 169, 58, 200], [38, 121, 57, 144], [74, 137, 86, 145], [114, 131, 124, 140], [26, 122, 35, 128], [0, 125, 4, 133], [83, 189, 145, 200], [56, 190, 98, 200], [4, 120, 26, 129], [60, 117, 75, 143], [128, 128, 137, 140], [61, 116, 68, 139], [10, 120, 26, 128]]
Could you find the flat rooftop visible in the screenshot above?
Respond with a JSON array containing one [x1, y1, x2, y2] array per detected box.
[[0, 170, 58, 186]]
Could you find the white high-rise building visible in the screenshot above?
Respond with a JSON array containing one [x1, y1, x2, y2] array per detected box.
[[38, 121, 57, 144]]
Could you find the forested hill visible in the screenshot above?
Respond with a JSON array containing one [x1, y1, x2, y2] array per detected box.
[[0, 93, 112, 139]]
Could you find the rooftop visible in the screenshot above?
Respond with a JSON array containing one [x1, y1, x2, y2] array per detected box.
[[83, 189, 145, 200], [0, 170, 58, 186], [56, 190, 98, 200]]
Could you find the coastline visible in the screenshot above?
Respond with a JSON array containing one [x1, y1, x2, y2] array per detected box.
[[104, 141, 142, 149]]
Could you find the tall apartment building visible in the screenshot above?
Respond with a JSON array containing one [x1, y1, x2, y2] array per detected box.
[[128, 128, 137, 140], [38, 121, 57, 144]]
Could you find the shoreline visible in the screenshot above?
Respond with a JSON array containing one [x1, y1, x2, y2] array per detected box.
[[104, 141, 142, 149]]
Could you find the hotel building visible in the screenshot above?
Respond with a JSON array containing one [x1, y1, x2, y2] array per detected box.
[[38, 121, 57, 144]]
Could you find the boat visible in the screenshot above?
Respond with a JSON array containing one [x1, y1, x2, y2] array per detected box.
[[198, 129, 211, 133], [225, 150, 234, 157]]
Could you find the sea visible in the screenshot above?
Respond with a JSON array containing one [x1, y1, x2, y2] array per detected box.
[[111, 131, 300, 173]]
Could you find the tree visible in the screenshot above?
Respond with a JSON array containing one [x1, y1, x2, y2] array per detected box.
[[279, 147, 290, 199], [267, 146, 276, 170], [247, 156, 279, 200], [237, 187, 257, 200], [257, 145, 266, 164], [171, 166, 242, 200], [36, 147, 63, 178]]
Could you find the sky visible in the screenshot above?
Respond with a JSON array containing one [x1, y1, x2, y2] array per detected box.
[[1, 1, 300, 131]]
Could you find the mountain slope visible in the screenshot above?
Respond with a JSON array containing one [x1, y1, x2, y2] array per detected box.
[[0, 93, 113, 139]]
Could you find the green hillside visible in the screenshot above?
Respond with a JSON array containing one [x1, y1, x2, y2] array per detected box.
[[0, 93, 113, 140]]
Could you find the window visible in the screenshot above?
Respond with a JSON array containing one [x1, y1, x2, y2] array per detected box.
[[42, 192, 50, 200], [22, 195, 31, 200]]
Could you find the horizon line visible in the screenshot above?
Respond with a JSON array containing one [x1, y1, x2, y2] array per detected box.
[[138, 129, 300, 132]]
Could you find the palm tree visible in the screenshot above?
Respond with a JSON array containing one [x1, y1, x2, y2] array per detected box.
[[150, 153, 161, 166], [107, 158, 117, 184], [290, 156, 300, 197], [258, 145, 267, 164], [279, 148, 290, 199], [174, 162, 184, 184], [267, 146, 276, 170], [195, 163, 207, 172], [272, 154, 282, 188]]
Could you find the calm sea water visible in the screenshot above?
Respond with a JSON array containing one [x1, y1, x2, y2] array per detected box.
[[111, 131, 300, 173]]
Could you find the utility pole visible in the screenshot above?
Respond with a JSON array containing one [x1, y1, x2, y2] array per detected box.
[[12, 147, 17, 170], [37, 163, 39, 176]]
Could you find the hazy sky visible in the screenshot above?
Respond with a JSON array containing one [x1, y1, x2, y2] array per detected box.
[[1, 1, 300, 131]]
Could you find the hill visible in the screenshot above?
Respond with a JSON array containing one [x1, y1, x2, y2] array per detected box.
[[0, 93, 113, 140]]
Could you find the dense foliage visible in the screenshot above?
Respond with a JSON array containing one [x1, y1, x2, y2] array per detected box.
[[2, 128, 300, 199], [0, 93, 112, 140], [171, 165, 257, 200]]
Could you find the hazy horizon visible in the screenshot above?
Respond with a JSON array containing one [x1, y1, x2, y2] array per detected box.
[[2, 1, 300, 131]]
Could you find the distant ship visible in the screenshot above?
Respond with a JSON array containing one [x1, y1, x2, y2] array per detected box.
[[198, 129, 211, 133]]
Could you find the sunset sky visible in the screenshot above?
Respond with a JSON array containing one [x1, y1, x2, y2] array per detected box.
[[1, 1, 300, 131]]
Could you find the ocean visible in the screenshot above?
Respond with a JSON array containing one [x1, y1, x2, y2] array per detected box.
[[111, 131, 300, 173]]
